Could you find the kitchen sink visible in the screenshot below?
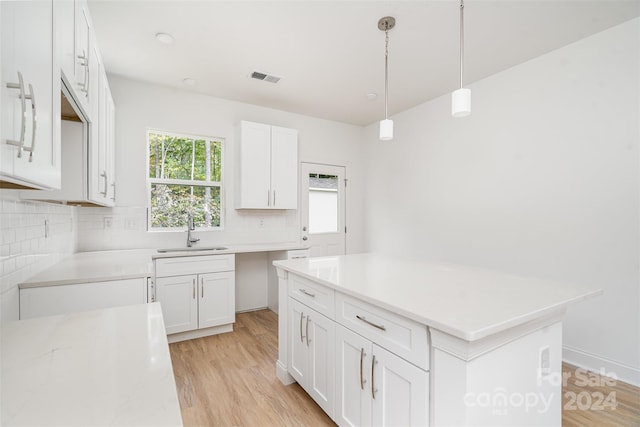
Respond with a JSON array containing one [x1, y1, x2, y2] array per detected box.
[[157, 246, 228, 253]]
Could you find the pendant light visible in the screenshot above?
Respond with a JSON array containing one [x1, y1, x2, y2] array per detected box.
[[378, 16, 395, 140], [452, 0, 471, 117]]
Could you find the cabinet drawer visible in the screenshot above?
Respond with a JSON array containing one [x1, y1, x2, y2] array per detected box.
[[288, 274, 334, 318], [155, 254, 235, 277], [335, 292, 429, 370]]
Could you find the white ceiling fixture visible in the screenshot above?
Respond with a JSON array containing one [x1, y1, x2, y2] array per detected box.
[[452, 0, 470, 118], [378, 16, 395, 141], [87, 1, 640, 126], [155, 32, 174, 44]]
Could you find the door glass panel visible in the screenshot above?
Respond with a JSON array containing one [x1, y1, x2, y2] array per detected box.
[[308, 173, 338, 234]]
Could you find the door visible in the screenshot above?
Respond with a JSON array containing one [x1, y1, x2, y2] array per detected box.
[[198, 271, 235, 329], [1, 0, 58, 189], [289, 298, 308, 385], [371, 344, 429, 427], [270, 125, 298, 209], [307, 310, 335, 417], [336, 324, 373, 427], [156, 275, 198, 334], [300, 163, 346, 256]]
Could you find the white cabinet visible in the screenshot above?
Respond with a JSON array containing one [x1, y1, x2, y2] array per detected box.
[[19, 278, 148, 320], [236, 120, 298, 209], [154, 254, 235, 340], [335, 324, 429, 427], [1, 0, 61, 190], [289, 297, 335, 418], [73, 0, 92, 112]]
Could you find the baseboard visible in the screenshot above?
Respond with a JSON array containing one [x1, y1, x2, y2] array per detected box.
[[563, 345, 640, 387], [276, 360, 295, 385]]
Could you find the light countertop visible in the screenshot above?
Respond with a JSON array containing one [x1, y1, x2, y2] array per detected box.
[[273, 253, 602, 342], [19, 244, 307, 289], [1, 303, 183, 426]]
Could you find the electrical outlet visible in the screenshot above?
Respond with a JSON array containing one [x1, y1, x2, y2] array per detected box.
[[104, 216, 114, 229], [259, 217, 265, 228]]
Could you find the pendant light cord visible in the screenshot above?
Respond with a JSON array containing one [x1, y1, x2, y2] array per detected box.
[[384, 28, 389, 120], [459, 0, 465, 89]]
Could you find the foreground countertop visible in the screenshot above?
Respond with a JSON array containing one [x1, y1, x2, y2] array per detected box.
[[1, 303, 183, 426], [273, 253, 602, 342], [20, 243, 307, 289]]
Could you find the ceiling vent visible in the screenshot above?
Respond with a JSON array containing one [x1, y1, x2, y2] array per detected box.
[[251, 71, 281, 84]]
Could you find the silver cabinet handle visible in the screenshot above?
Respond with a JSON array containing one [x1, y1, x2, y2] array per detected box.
[[100, 171, 108, 196], [356, 315, 386, 331], [360, 348, 365, 390], [267, 190, 270, 207], [273, 190, 276, 207], [77, 51, 88, 94], [110, 183, 116, 201], [299, 288, 315, 298], [21, 83, 36, 162], [305, 315, 310, 346], [201, 277, 204, 298], [299, 311, 305, 343], [5, 71, 28, 156], [192, 278, 195, 299], [371, 354, 378, 399]]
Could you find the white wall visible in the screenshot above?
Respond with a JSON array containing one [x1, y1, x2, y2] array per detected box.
[[77, 76, 365, 253], [363, 19, 640, 385], [0, 194, 76, 323]]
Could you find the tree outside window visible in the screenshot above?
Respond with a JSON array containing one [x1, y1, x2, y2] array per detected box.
[[147, 131, 223, 230]]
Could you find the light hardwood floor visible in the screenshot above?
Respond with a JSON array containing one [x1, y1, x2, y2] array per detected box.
[[170, 309, 640, 426]]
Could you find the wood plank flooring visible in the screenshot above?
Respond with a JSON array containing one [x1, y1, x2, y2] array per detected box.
[[170, 309, 640, 426]]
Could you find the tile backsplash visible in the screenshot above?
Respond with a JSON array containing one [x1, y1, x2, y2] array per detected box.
[[0, 196, 76, 323]]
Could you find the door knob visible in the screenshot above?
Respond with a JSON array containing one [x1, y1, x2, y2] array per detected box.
[[302, 236, 308, 241], [302, 226, 307, 231]]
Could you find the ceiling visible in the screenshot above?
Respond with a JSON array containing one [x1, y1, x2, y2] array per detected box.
[[88, 1, 640, 126]]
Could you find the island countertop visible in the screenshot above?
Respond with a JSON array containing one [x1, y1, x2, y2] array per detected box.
[[1, 303, 183, 426], [273, 253, 602, 342]]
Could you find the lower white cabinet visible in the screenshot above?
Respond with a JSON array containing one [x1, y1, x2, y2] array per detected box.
[[289, 298, 335, 418], [335, 324, 429, 427], [154, 254, 235, 338], [156, 271, 235, 335], [19, 278, 147, 320]]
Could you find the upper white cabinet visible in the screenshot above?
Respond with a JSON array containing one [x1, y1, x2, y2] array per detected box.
[[1, 0, 61, 190], [236, 120, 298, 209]]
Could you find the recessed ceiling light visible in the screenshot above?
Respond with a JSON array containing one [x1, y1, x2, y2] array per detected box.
[[182, 78, 196, 86], [155, 32, 174, 44], [366, 92, 378, 101]]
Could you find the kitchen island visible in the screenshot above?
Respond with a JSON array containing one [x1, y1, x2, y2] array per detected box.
[[1, 303, 182, 426], [273, 253, 601, 426]]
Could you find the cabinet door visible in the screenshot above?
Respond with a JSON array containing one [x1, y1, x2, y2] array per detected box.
[[336, 325, 373, 427], [1, 0, 59, 190], [288, 298, 308, 385], [74, 0, 91, 111], [371, 344, 429, 427], [307, 309, 335, 418], [198, 271, 235, 329], [270, 125, 298, 209], [156, 275, 198, 335], [105, 84, 116, 204], [56, 0, 75, 85], [236, 121, 270, 208]]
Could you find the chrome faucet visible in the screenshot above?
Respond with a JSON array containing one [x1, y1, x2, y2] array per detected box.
[[186, 214, 200, 247]]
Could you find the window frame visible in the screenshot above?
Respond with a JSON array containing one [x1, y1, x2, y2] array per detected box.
[[146, 128, 225, 232]]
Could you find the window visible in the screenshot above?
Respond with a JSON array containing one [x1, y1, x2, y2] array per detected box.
[[308, 173, 338, 233], [147, 130, 223, 230]]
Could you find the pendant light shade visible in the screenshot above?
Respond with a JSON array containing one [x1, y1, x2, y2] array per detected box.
[[452, 0, 471, 117], [452, 88, 471, 117], [378, 16, 395, 140], [379, 119, 393, 140]]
